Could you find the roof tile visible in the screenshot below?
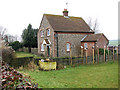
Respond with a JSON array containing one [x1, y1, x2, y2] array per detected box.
[[44, 14, 93, 33]]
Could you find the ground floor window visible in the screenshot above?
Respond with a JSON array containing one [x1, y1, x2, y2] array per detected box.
[[66, 43, 70, 51], [84, 43, 88, 49], [41, 44, 44, 51]]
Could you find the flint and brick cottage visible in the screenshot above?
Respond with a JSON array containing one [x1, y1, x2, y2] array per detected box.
[[38, 9, 109, 57]]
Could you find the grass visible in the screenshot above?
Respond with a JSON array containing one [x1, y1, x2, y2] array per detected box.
[[19, 61, 118, 88], [15, 51, 42, 59], [16, 51, 34, 58]]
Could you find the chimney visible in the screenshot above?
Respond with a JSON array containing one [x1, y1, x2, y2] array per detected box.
[[63, 9, 68, 16]]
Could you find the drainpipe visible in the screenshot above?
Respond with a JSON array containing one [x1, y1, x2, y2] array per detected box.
[[55, 33, 58, 57]]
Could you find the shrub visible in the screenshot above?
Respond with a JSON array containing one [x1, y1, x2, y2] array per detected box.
[[25, 60, 39, 71], [1, 47, 16, 66], [99, 48, 108, 55], [1, 61, 38, 89], [9, 41, 23, 51]]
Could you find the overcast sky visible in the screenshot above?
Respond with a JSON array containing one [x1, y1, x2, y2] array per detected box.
[[0, 0, 119, 40]]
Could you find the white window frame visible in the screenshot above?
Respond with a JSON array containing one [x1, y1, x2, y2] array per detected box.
[[47, 29, 50, 36], [40, 31, 44, 37], [41, 44, 44, 51], [84, 43, 88, 49], [66, 43, 70, 51]]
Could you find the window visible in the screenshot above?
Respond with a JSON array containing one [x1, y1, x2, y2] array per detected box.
[[40, 31, 44, 37], [41, 44, 44, 51], [47, 29, 50, 36], [84, 43, 87, 49], [66, 43, 70, 51]]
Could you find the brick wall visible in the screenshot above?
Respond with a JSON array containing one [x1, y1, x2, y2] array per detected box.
[[81, 42, 95, 56], [18, 47, 38, 55], [38, 15, 55, 57], [56, 34, 86, 57], [96, 35, 108, 49]]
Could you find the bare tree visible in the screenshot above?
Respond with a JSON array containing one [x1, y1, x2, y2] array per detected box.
[[0, 26, 9, 46], [87, 17, 100, 34], [0, 26, 7, 39]]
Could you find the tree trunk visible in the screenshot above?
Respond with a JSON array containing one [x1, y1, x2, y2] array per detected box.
[[28, 47, 31, 53]]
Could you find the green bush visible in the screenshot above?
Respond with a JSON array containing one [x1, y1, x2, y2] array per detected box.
[[9, 41, 23, 51], [99, 48, 108, 55]]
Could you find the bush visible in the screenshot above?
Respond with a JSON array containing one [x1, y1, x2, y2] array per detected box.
[[1, 61, 38, 89], [99, 48, 108, 55], [9, 41, 23, 51], [25, 60, 39, 71], [1, 47, 16, 66]]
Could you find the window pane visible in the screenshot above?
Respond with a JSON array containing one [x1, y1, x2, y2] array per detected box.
[[41, 44, 44, 51], [41, 31, 44, 37], [67, 43, 70, 51], [84, 43, 87, 48], [47, 29, 50, 36]]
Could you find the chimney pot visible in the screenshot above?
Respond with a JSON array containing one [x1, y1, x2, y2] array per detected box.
[[63, 9, 68, 16]]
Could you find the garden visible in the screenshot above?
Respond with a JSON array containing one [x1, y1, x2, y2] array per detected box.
[[19, 61, 118, 88], [1, 48, 119, 88]]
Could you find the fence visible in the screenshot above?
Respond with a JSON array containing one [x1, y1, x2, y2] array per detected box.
[[18, 47, 38, 55], [4, 53, 118, 69], [50, 51, 118, 69], [4, 47, 119, 69]]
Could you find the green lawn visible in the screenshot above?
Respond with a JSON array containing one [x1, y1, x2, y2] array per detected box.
[[19, 61, 118, 88], [16, 51, 41, 59], [16, 51, 34, 58]]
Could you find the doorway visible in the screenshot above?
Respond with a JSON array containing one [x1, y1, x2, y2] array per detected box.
[[47, 46, 50, 56]]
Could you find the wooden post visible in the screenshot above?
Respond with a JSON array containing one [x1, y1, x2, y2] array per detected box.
[[98, 48, 99, 64], [104, 46, 105, 62], [117, 46, 118, 61], [81, 46, 83, 64], [81, 46, 83, 57], [92, 46, 94, 64], [86, 48, 87, 64], [108, 46, 109, 61], [70, 47, 72, 66], [113, 47, 114, 61]]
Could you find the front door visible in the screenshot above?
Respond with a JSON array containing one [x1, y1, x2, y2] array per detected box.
[[47, 46, 50, 56]]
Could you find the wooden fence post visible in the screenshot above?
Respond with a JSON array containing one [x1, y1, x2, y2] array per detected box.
[[117, 46, 118, 61], [86, 48, 88, 64], [92, 46, 94, 64], [70, 47, 72, 66], [107, 46, 109, 61], [98, 48, 99, 64], [104, 46, 106, 62], [81, 46, 83, 64], [81, 46, 83, 57], [113, 46, 114, 61]]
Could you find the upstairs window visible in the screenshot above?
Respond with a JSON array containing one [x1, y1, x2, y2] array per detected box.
[[41, 44, 44, 51], [40, 31, 44, 37], [66, 43, 70, 51], [47, 29, 50, 36]]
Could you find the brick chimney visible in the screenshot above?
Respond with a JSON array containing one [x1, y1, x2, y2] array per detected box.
[[63, 9, 68, 16]]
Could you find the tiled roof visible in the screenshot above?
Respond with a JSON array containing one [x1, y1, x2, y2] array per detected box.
[[44, 14, 94, 33], [81, 33, 106, 42]]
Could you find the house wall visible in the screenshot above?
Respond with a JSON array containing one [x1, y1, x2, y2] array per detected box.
[[81, 35, 109, 56], [81, 42, 95, 56], [38, 16, 55, 57], [96, 35, 109, 49], [56, 33, 87, 57]]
